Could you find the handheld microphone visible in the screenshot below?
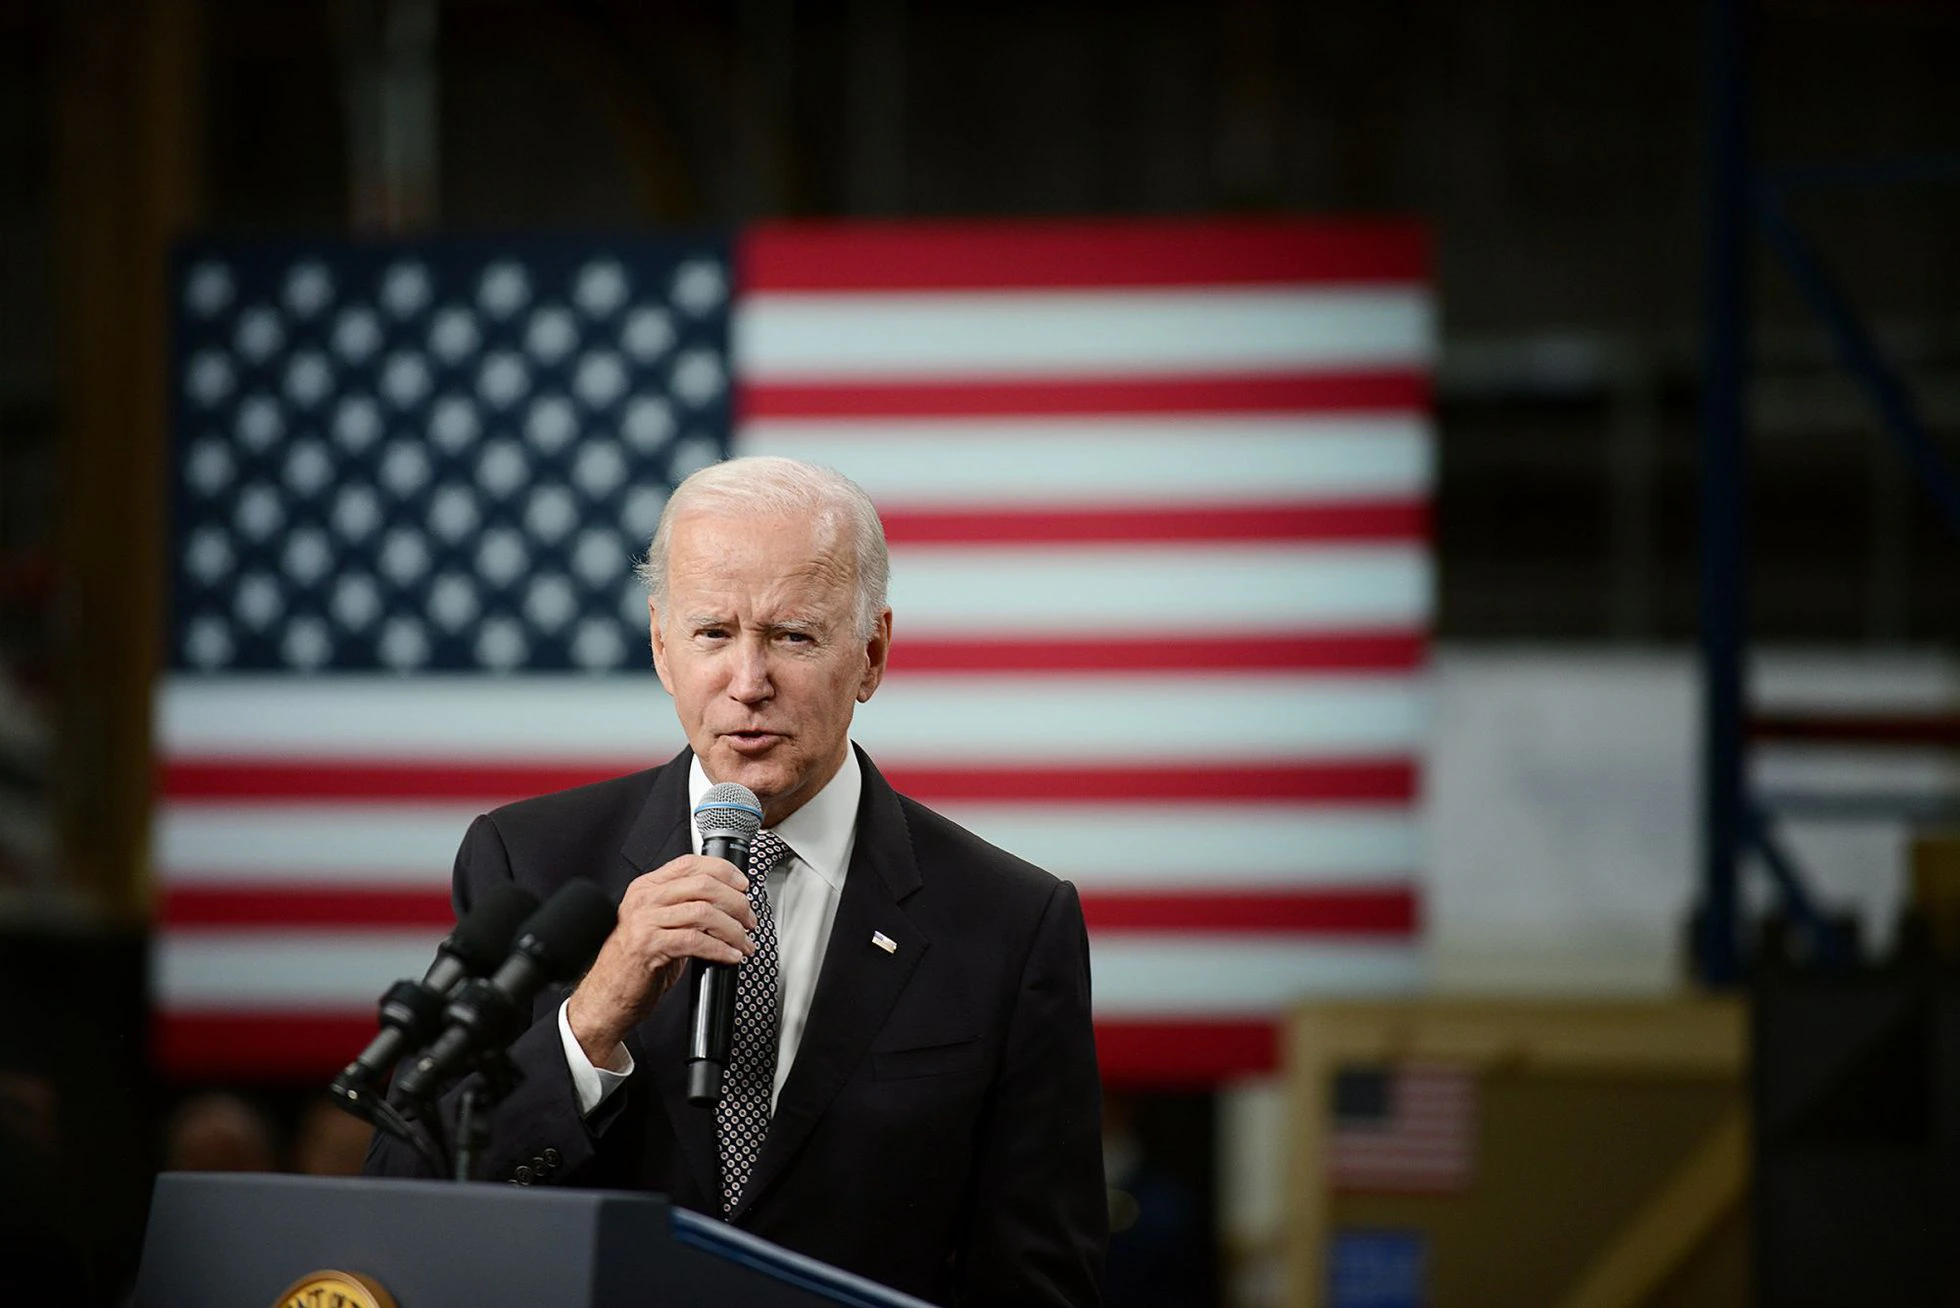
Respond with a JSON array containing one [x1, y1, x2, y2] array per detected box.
[[686, 781, 764, 1106], [329, 882, 539, 1122], [392, 879, 617, 1104]]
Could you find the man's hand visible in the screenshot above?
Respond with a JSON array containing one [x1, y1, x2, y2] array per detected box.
[[564, 854, 757, 1067]]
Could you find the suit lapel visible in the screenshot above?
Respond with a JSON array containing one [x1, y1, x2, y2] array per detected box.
[[732, 749, 927, 1221], [619, 750, 725, 1205]]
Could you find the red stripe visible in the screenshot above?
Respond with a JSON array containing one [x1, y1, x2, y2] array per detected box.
[[879, 501, 1428, 546], [158, 760, 1418, 805], [740, 220, 1428, 291], [159, 886, 455, 928], [739, 369, 1430, 419], [889, 631, 1426, 675], [1094, 1018, 1279, 1086], [154, 1012, 1280, 1084], [159, 885, 1418, 934], [156, 1012, 376, 1080], [1081, 888, 1417, 934]]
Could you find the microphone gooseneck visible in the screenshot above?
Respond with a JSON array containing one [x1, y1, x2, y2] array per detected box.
[[686, 781, 764, 1106], [392, 879, 617, 1104]]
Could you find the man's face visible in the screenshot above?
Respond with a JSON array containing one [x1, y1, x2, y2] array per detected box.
[[650, 508, 891, 826]]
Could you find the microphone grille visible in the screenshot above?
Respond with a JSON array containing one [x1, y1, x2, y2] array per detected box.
[[446, 882, 542, 972], [694, 781, 763, 840], [517, 881, 617, 980]]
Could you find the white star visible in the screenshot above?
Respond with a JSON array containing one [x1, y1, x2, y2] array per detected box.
[[621, 397, 674, 452], [571, 619, 628, 670], [621, 485, 668, 539], [282, 615, 333, 670], [184, 615, 234, 669], [524, 484, 578, 543], [478, 261, 531, 319], [381, 261, 432, 318], [475, 616, 528, 671], [476, 528, 528, 586], [332, 396, 382, 453], [671, 259, 727, 316], [573, 352, 628, 409], [669, 349, 725, 408], [572, 441, 627, 498], [235, 306, 285, 361], [331, 484, 384, 542], [477, 352, 529, 409], [283, 441, 334, 499], [523, 574, 577, 632], [235, 395, 283, 452], [382, 352, 433, 408], [284, 261, 334, 318], [429, 573, 481, 632], [184, 262, 234, 318], [185, 351, 235, 407], [575, 260, 629, 318], [427, 484, 481, 542], [525, 305, 579, 365], [333, 306, 384, 364], [572, 530, 625, 586], [430, 396, 480, 452], [185, 528, 235, 585], [234, 572, 284, 630], [379, 529, 431, 585], [187, 439, 236, 495], [524, 396, 578, 454], [379, 616, 431, 671], [331, 574, 383, 631], [281, 527, 333, 586], [235, 484, 285, 541], [476, 440, 528, 500], [283, 351, 333, 409], [621, 306, 675, 361], [429, 306, 481, 362], [381, 442, 433, 498], [669, 433, 721, 480]]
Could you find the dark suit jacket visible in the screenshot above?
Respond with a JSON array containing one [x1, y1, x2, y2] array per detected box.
[[367, 745, 1107, 1306]]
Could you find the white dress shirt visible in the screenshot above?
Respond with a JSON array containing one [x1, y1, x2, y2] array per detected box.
[[558, 748, 860, 1116]]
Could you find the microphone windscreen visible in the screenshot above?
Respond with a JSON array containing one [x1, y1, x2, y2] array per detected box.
[[447, 882, 542, 973], [694, 782, 763, 841], [516, 880, 618, 979]]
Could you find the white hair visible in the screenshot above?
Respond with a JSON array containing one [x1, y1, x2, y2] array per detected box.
[[634, 456, 890, 638]]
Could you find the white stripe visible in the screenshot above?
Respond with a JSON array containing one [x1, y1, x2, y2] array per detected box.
[[156, 805, 481, 883], [154, 930, 1421, 1012], [155, 931, 446, 1008], [1089, 937, 1422, 1014], [858, 676, 1426, 761], [155, 802, 1421, 888], [735, 289, 1433, 378], [739, 415, 1433, 504], [159, 673, 1428, 761], [891, 544, 1431, 632]]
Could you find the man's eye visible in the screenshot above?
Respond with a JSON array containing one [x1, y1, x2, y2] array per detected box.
[[698, 627, 728, 640]]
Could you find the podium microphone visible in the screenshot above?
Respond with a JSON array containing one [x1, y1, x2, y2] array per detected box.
[[392, 879, 617, 1103], [330, 882, 539, 1122], [686, 782, 764, 1106]]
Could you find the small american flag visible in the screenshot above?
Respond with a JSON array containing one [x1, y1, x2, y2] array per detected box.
[[1329, 1063, 1477, 1194], [153, 220, 1435, 1085]]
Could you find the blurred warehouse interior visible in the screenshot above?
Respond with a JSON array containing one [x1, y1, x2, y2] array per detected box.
[[0, 1, 1956, 1305]]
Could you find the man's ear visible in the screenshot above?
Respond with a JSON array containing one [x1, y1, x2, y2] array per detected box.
[[648, 598, 676, 695], [857, 608, 893, 703]]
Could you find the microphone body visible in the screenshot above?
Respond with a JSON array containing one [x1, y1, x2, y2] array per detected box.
[[330, 882, 539, 1120], [392, 880, 617, 1103], [687, 783, 765, 1106]]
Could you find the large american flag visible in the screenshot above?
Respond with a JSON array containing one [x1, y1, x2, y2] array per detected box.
[[154, 220, 1434, 1086]]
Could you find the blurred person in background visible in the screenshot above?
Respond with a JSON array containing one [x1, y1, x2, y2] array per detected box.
[[291, 1094, 372, 1177], [162, 1091, 276, 1174]]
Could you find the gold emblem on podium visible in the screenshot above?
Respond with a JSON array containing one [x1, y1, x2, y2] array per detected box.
[[272, 1269, 397, 1308]]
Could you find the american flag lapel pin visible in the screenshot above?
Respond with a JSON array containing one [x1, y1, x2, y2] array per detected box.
[[871, 931, 897, 955]]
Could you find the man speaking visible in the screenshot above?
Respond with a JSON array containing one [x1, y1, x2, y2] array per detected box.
[[366, 456, 1108, 1306]]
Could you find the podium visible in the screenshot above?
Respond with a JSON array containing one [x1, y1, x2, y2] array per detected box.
[[134, 1173, 935, 1307]]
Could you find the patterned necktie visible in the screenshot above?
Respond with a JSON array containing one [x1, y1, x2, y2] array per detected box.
[[716, 827, 790, 1215]]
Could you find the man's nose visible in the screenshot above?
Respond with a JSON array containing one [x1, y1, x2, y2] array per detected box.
[[728, 639, 773, 702]]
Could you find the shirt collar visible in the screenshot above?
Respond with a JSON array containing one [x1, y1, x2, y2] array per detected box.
[[686, 746, 860, 893]]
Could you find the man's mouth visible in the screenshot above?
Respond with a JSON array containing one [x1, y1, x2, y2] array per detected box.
[[723, 729, 783, 750]]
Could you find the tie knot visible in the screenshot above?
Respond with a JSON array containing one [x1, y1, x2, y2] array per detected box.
[[749, 829, 791, 878]]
